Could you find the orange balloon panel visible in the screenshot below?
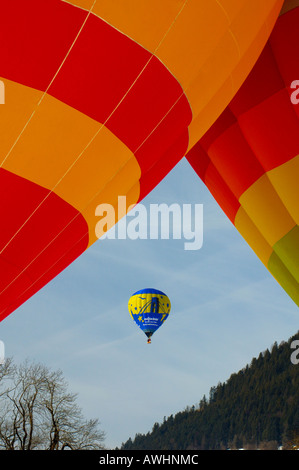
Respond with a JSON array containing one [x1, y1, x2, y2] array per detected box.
[[0, 0, 281, 321], [187, 1, 299, 307]]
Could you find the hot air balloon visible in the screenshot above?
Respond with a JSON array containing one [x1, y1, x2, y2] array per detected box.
[[128, 288, 171, 343], [0, 0, 282, 321], [186, 0, 299, 307]]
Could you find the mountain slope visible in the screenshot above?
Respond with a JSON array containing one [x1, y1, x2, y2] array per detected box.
[[120, 331, 299, 450]]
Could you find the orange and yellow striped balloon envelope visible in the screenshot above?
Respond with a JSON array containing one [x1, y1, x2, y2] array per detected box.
[[186, 0, 299, 307], [0, 0, 282, 321]]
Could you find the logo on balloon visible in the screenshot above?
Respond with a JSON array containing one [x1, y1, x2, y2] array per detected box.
[[95, 196, 203, 251]]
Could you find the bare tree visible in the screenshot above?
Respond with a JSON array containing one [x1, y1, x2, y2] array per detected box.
[[0, 359, 105, 450]]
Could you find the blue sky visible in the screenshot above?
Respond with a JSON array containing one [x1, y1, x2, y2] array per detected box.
[[0, 158, 298, 449]]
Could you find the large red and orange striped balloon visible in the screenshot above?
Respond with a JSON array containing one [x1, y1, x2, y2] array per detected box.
[[187, 0, 299, 307], [0, 0, 282, 321]]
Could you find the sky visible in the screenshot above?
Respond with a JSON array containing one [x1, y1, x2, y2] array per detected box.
[[0, 158, 298, 449]]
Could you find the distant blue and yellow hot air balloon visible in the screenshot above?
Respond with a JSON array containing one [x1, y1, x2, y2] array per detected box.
[[128, 288, 171, 343]]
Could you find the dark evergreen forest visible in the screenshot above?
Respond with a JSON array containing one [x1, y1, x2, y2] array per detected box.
[[120, 331, 299, 450]]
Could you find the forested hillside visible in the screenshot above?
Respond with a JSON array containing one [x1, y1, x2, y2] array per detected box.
[[120, 332, 299, 450]]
